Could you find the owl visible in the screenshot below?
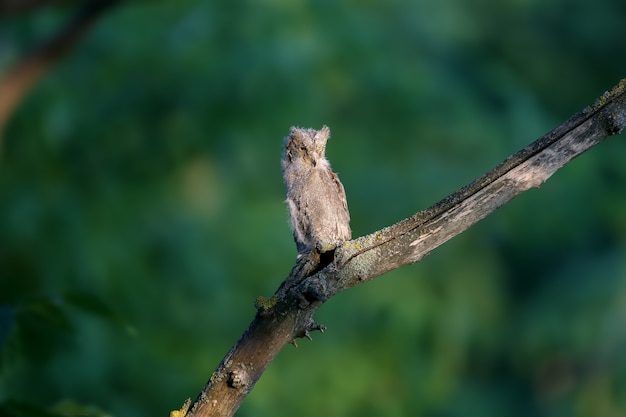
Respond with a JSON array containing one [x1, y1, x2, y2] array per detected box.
[[282, 125, 351, 258]]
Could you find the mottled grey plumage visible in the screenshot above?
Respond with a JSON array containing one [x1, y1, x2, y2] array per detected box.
[[282, 125, 351, 257]]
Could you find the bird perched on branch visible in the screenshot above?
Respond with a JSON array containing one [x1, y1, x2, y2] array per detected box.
[[282, 125, 351, 258]]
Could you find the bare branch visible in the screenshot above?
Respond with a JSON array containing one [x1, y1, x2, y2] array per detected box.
[[183, 79, 626, 417], [332, 79, 626, 288]]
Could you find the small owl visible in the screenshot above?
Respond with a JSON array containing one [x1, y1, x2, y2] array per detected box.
[[282, 125, 351, 258]]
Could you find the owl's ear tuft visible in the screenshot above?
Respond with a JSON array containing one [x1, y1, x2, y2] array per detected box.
[[319, 125, 331, 141]]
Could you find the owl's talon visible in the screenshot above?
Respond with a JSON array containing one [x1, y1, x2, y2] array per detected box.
[[292, 249, 321, 278], [292, 319, 326, 342], [315, 241, 338, 254], [309, 321, 326, 333]]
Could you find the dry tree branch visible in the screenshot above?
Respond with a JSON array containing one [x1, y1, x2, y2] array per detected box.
[[0, 0, 118, 137], [177, 79, 626, 417]]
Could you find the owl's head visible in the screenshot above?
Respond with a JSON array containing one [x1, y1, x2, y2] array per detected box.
[[285, 126, 330, 164]]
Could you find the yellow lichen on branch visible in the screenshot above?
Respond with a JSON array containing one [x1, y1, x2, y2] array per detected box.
[[170, 398, 191, 417], [588, 78, 626, 113]]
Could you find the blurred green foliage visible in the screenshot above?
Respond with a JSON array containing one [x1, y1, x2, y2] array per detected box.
[[1, 0, 626, 416]]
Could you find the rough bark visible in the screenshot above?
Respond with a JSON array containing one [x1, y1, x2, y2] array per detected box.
[[180, 79, 626, 417]]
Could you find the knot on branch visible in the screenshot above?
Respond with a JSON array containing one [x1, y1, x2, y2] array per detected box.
[[227, 367, 250, 391]]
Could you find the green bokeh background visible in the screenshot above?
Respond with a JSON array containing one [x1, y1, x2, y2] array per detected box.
[[2, 1, 626, 416]]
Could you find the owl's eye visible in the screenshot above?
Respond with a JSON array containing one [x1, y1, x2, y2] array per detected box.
[[298, 147, 305, 152]]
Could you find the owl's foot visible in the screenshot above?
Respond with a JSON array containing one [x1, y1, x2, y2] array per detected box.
[[292, 241, 339, 278], [315, 240, 340, 254], [292, 249, 321, 278], [289, 319, 326, 347]]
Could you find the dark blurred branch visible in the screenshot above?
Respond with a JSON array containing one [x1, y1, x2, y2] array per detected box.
[[182, 79, 626, 417], [0, 0, 118, 137]]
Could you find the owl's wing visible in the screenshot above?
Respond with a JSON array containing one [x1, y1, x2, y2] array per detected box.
[[328, 169, 351, 241], [329, 170, 349, 215]]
